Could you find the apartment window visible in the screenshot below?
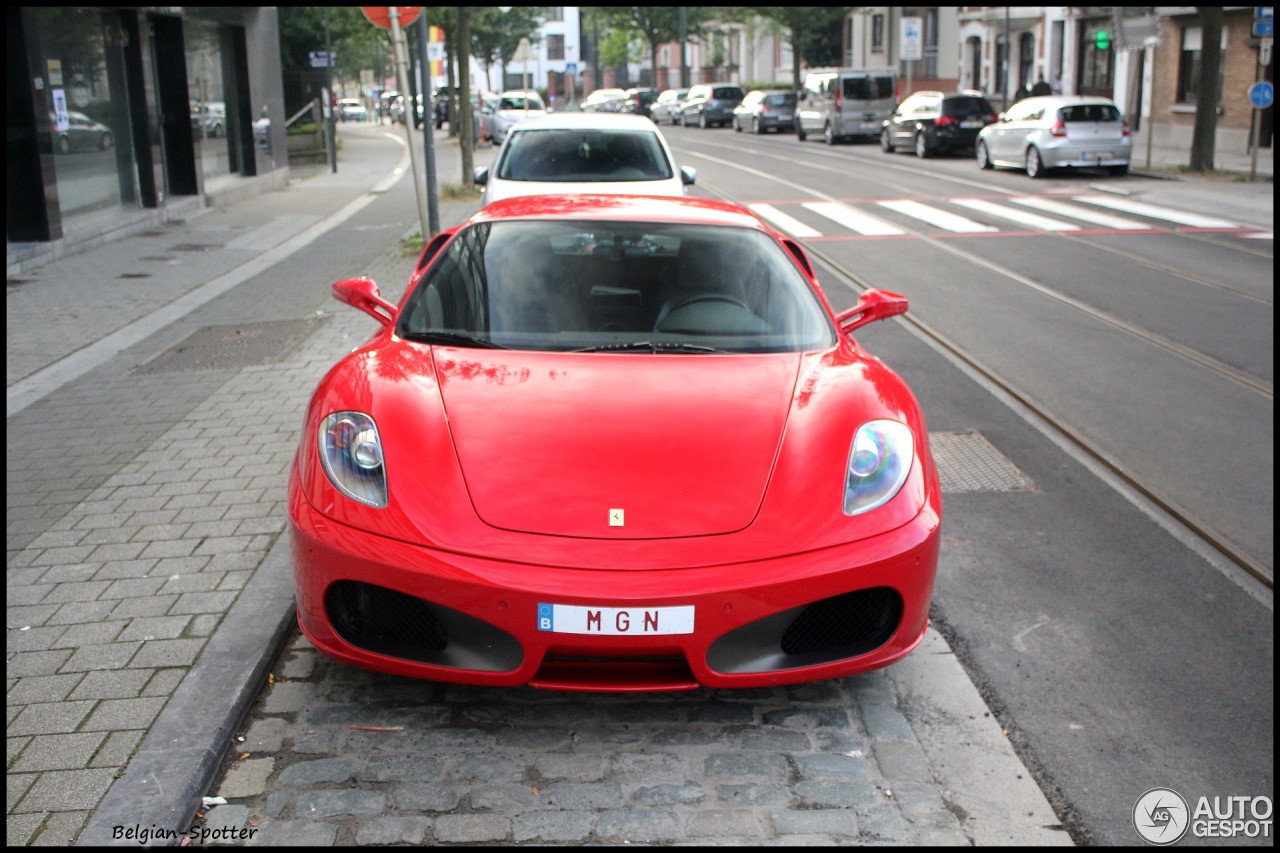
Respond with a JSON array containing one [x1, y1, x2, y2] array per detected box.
[[545, 8, 563, 22], [872, 14, 884, 51], [1176, 25, 1225, 104], [547, 34, 565, 61]]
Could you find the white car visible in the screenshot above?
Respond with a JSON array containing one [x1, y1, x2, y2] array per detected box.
[[976, 95, 1131, 178], [488, 90, 547, 143], [473, 113, 696, 207]]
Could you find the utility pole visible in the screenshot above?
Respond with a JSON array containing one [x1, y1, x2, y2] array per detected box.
[[417, 15, 440, 236], [324, 8, 336, 173], [388, 8, 430, 241], [679, 7, 689, 88]]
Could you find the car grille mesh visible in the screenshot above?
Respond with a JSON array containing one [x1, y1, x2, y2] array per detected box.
[[326, 581, 449, 661], [780, 587, 902, 656]]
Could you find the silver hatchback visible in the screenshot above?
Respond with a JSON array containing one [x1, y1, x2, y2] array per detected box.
[[976, 96, 1131, 178]]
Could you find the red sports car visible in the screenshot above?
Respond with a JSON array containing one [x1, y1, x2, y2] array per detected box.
[[289, 194, 940, 692]]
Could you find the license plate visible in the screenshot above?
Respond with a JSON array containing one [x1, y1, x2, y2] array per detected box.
[[961, 119, 983, 128], [537, 603, 694, 635]]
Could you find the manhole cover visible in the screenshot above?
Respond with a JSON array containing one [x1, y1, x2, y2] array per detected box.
[[133, 319, 324, 374], [929, 431, 1035, 493]]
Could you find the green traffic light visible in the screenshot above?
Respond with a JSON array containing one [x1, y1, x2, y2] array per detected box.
[[1095, 30, 1111, 50]]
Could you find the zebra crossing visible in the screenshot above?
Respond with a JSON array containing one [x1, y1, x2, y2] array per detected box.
[[746, 193, 1269, 240]]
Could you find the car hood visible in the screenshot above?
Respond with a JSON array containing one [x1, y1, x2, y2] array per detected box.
[[432, 349, 801, 539]]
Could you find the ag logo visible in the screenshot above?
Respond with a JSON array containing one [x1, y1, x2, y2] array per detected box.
[[1133, 787, 1190, 845]]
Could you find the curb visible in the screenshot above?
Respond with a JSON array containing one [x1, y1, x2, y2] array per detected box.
[[76, 535, 297, 846]]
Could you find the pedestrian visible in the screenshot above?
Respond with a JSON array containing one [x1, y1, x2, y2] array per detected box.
[[1051, 70, 1064, 95], [1031, 74, 1052, 97], [1013, 81, 1031, 103]]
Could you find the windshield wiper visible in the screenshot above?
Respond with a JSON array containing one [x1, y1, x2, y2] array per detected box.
[[571, 341, 724, 354], [400, 331, 507, 349]]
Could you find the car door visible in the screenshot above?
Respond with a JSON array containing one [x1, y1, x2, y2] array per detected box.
[[988, 101, 1030, 162]]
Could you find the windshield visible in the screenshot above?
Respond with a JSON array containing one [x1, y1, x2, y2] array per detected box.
[[496, 129, 674, 182], [396, 220, 836, 354], [499, 94, 544, 111]]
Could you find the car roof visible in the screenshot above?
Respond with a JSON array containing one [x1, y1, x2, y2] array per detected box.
[[503, 113, 666, 132], [470, 194, 770, 231]]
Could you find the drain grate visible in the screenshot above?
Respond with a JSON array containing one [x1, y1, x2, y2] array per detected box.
[[118, 272, 152, 279], [929, 431, 1035, 493], [133, 318, 324, 374]]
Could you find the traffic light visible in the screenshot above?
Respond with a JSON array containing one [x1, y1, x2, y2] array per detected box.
[[1095, 30, 1112, 50]]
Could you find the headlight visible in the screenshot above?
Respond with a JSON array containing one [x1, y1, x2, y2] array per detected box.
[[843, 420, 914, 516], [318, 412, 387, 508]]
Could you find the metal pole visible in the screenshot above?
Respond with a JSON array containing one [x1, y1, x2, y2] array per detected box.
[[1249, 45, 1266, 182], [679, 7, 688, 89], [324, 8, 337, 173], [1002, 7, 1010, 112], [389, 8, 430, 242], [418, 15, 440, 235]]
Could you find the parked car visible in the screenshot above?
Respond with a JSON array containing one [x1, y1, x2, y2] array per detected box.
[[51, 110, 113, 154], [975, 95, 1131, 178], [679, 83, 745, 128], [649, 88, 689, 125], [582, 88, 627, 113], [290, 192, 940, 691], [189, 101, 226, 138], [733, 89, 798, 134], [796, 67, 897, 144], [880, 91, 997, 158], [487, 90, 547, 143], [338, 98, 368, 122], [433, 86, 454, 129], [473, 112, 695, 206], [622, 87, 659, 118]]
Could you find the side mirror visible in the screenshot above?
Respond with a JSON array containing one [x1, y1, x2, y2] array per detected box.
[[680, 166, 697, 186], [473, 166, 489, 185], [333, 277, 397, 327], [835, 289, 908, 334]]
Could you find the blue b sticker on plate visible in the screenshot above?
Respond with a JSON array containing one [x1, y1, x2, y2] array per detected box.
[[537, 603, 554, 632]]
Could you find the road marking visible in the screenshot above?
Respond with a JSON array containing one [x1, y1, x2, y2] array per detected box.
[[876, 199, 1000, 233], [951, 198, 1080, 231], [1008, 196, 1149, 229], [1071, 195, 1240, 228], [802, 201, 905, 236], [747, 203, 823, 237]]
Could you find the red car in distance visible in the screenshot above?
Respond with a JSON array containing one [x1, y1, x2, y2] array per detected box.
[[289, 194, 940, 692]]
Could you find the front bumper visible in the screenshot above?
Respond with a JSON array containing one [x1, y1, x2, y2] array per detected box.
[[290, 491, 939, 692]]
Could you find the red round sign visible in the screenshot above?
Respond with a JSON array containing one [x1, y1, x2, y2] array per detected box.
[[361, 7, 423, 29]]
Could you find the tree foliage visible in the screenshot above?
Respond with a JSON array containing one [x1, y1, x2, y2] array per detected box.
[[470, 7, 547, 90], [751, 7, 847, 89]]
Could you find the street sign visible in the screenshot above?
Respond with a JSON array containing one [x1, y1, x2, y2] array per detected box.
[[900, 17, 923, 62], [1263, 36, 1274, 66], [1257, 6, 1274, 19], [565, 62, 577, 75], [309, 51, 335, 68], [1255, 19, 1275, 37], [512, 37, 536, 63], [361, 7, 423, 29], [1249, 81, 1274, 109]]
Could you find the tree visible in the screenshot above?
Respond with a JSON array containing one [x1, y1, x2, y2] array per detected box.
[[456, 7, 475, 184], [1189, 6, 1223, 172], [752, 7, 847, 89], [599, 8, 707, 90], [470, 6, 546, 92]]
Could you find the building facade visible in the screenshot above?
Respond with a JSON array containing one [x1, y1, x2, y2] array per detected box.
[[8, 6, 287, 272]]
